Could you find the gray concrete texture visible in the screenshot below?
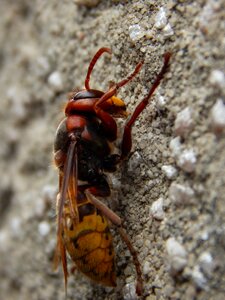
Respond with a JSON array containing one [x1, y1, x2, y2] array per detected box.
[[0, 0, 225, 299]]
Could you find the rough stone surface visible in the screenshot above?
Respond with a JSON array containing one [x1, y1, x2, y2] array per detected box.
[[0, 1, 225, 299]]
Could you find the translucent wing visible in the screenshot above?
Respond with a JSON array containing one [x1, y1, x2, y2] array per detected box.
[[54, 136, 78, 289]]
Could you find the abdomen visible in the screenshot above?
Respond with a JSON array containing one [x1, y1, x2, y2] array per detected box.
[[62, 193, 116, 287]]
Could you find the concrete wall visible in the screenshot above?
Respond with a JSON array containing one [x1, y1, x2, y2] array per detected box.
[[0, 1, 224, 299]]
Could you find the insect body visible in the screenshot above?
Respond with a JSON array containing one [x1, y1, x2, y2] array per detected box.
[[54, 47, 171, 295]]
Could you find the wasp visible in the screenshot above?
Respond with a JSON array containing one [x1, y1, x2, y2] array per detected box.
[[53, 47, 171, 295]]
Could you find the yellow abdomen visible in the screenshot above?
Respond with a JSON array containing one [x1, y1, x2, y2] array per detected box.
[[62, 198, 116, 287]]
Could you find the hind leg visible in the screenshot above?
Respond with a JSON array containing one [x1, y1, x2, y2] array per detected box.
[[85, 190, 143, 296]]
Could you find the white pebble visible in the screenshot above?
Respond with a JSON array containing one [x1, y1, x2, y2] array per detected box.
[[10, 217, 22, 237], [34, 56, 50, 77], [123, 282, 137, 300], [198, 252, 214, 277], [209, 69, 225, 90], [166, 238, 187, 258], [161, 165, 177, 179], [155, 7, 167, 29], [211, 98, 225, 134], [155, 93, 167, 109], [174, 107, 194, 137], [150, 197, 165, 220], [192, 265, 207, 289], [48, 71, 63, 92], [169, 136, 182, 157], [163, 23, 174, 37], [38, 221, 50, 237], [127, 151, 142, 172], [199, 230, 209, 241], [166, 237, 187, 273], [177, 149, 197, 173], [169, 182, 195, 205], [129, 24, 145, 42], [143, 261, 151, 275]]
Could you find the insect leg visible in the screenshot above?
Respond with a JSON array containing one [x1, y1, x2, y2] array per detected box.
[[117, 227, 143, 296], [86, 190, 143, 295], [80, 174, 111, 197], [93, 62, 143, 141], [120, 52, 171, 160], [85, 190, 122, 226], [93, 87, 119, 140]]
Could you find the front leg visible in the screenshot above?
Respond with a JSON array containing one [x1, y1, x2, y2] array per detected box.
[[120, 52, 171, 160], [94, 62, 143, 141], [94, 87, 118, 141]]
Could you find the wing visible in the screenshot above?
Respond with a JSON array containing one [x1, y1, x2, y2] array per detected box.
[[54, 136, 79, 290]]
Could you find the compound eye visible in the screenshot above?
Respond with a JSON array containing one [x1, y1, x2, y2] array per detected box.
[[73, 92, 81, 100], [73, 90, 104, 100]]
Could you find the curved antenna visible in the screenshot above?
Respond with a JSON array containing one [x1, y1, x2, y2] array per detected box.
[[116, 61, 143, 88], [85, 47, 111, 90], [94, 61, 143, 110]]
